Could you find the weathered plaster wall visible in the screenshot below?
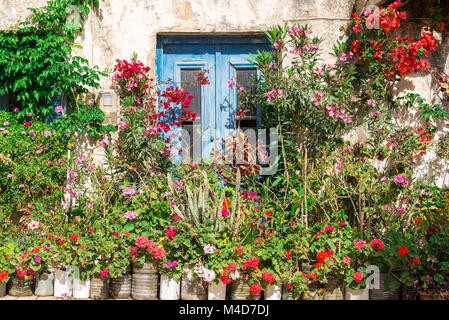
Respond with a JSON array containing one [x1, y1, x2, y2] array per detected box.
[[2, 0, 449, 185]]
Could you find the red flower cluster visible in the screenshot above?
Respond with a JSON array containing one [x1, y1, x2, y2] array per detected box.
[[316, 250, 330, 263], [261, 271, 276, 284], [398, 245, 409, 256], [135, 235, 150, 248], [249, 283, 262, 295], [70, 234, 79, 242], [0, 270, 8, 282]]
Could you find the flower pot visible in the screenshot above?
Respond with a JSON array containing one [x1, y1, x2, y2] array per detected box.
[[369, 273, 400, 300], [70, 266, 91, 299], [54, 269, 72, 298], [8, 274, 34, 297], [230, 279, 260, 300], [181, 265, 207, 300], [90, 274, 109, 299], [110, 273, 132, 299], [323, 279, 344, 300], [344, 286, 369, 300], [418, 290, 449, 300], [401, 286, 418, 300], [159, 275, 181, 300], [132, 262, 158, 300], [264, 282, 282, 300], [281, 282, 294, 300], [0, 282, 7, 297], [34, 270, 54, 296], [302, 282, 323, 300], [208, 281, 226, 300]]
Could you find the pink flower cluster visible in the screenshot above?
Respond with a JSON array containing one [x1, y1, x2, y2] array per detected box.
[[353, 239, 367, 250], [267, 88, 283, 102], [394, 174, 409, 187]]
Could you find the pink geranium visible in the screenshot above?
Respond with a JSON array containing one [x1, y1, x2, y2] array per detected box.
[[27, 220, 40, 230], [353, 239, 367, 250]]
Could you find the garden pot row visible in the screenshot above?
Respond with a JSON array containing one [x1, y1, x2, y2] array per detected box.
[[0, 266, 427, 300]]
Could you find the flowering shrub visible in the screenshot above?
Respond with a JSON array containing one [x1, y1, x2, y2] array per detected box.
[[0, 111, 67, 220]]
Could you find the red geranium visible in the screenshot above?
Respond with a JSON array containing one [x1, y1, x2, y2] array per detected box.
[[70, 234, 79, 242], [398, 245, 408, 256], [250, 283, 262, 295]]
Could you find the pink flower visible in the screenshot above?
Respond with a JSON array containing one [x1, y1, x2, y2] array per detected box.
[[394, 174, 409, 187], [339, 221, 346, 226], [100, 268, 110, 277], [34, 256, 42, 263], [166, 229, 176, 238], [28, 220, 39, 230], [135, 235, 150, 248], [124, 211, 137, 220], [122, 187, 136, 199], [7, 174, 13, 178], [353, 239, 367, 250], [343, 256, 351, 264], [24, 121, 31, 127], [397, 208, 405, 213], [100, 139, 110, 148], [55, 106, 63, 113]]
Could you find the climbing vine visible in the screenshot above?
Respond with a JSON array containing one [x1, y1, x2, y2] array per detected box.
[[0, 0, 114, 137]]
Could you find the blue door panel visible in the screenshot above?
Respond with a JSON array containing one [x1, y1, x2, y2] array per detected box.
[[157, 35, 270, 162]]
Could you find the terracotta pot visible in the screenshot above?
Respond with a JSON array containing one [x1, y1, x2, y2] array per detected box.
[[34, 270, 54, 296], [132, 262, 158, 300], [324, 279, 344, 300], [229, 279, 260, 300], [110, 273, 132, 299], [181, 265, 207, 300], [369, 273, 400, 300], [160, 275, 181, 300], [344, 286, 369, 300], [0, 282, 6, 297], [8, 274, 34, 297], [264, 282, 282, 300], [208, 281, 226, 300], [90, 274, 109, 299]]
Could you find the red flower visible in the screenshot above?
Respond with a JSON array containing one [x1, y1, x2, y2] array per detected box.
[[414, 217, 422, 224], [0, 270, 8, 282], [165, 228, 176, 238], [398, 245, 408, 257], [236, 246, 244, 254], [316, 251, 329, 263], [70, 234, 79, 242], [353, 271, 364, 283], [250, 283, 262, 295], [265, 210, 272, 217], [262, 272, 276, 284], [370, 239, 385, 252], [153, 247, 165, 260], [285, 250, 292, 259], [307, 272, 317, 280], [247, 257, 259, 268], [286, 283, 293, 290], [135, 235, 150, 248], [221, 276, 231, 285], [31, 247, 39, 253]]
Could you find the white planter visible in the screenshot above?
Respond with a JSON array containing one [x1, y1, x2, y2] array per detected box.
[[54, 269, 72, 297], [159, 275, 181, 300], [344, 286, 369, 300], [208, 282, 227, 300], [264, 283, 282, 300], [71, 266, 91, 299]]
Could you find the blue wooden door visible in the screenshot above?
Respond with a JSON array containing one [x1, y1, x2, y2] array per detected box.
[[157, 35, 270, 163]]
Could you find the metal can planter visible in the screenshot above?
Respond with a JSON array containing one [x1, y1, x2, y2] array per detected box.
[[230, 279, 261, 300], [264, 282, 282, 300], [369, 273, 400, 300], [344, 285, 369, 300], [110, 273, 132, 299], [324, 279, 344, 300], [208, 281, 226, 300], [181, 265, 207, 300], [0, 282, 7, 297], [132, 262, 158, 300], [54, 269, 72, 298], [34, 270, 54, 296], [302, 282, 323, 300], [90, 274, 109, 299], [8, 274, 34, 297], [281, 282, 294, 300], [160, 275, 181, 300]]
